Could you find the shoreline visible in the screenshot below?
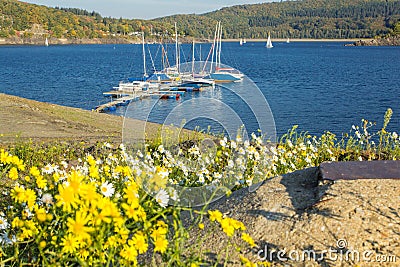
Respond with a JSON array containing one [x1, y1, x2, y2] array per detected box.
[[0, 93, 207, 144], [0, 37, 370, 46]]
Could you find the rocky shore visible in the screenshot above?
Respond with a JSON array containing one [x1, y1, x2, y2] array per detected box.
[[346, 36, 400, 46], [188, 168, 400, 266]]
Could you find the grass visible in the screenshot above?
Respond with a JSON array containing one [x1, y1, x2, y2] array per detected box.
[[0, 109, 398, 266]]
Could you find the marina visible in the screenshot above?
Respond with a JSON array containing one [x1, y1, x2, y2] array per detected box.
[[97, 22, 233, 113]]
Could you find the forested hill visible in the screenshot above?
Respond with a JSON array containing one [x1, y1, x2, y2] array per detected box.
[[0, 0, 399, 42], [157, 0, 400, 39]]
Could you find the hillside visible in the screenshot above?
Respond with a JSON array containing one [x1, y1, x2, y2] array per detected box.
[[157, 0, 400, 39], [0, 0, 399, 42]]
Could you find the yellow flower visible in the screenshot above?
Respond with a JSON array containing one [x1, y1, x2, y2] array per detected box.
[[220, 218, 235, 237], [24, 189, 37, 210], [103, 165, 111, 177], [36, 175, 47, 189], [89, 165, 99, 179], [149, 166, 169, 191], [53, 172, 60, 183], [39, 241, 46, 249], [241, 233, 256, 247], [240, 256, 257, 267], [231, 219, 246, 231], [36, 207, 47, 222], [12, 217, 23, 228], [61, 234, 80, 254], [87, 155, 96, 166], [0, 149, 11, 164], [117, 227, 130, 243], [67, 211, 94, 240], [153, 236, 168, 254], [11, 185, 25, 203], [99, 197, 120, 219], [104, 235, 118, 249], [11, 155, 25, 171], [114, 165, 124, 175], [131, 231, 148, 254], [11, 186, 36, 209], [67, 170, 84, 194], [8, 167, 19, 180], [77, 249, 89, 260], [29, 166, 41, 177], [122, 166, 131, 177], [208, 210, 222, 223], [198, 223, 205, 230], [151, 223, 168, 240], [257, 261, 272, 267], [19, 220, 38, 240], [80, 183, 99, 204], [122, 202, 140, 221], [123, 181, 139, 204], [56, 184, 79, 212], [120, 244, 138, 263]]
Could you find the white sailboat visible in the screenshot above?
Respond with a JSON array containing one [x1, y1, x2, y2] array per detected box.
[[265, 32, 273, 48], [286, 38, 290, 43], [45, 37, 49, 47], [239, 38, 243, 46], [205, 21, 243, 83], [243, 38, 247, 44]]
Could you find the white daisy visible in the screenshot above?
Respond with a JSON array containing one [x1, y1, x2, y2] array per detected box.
[[155, 189, 169, 208], [42, 164, 54, 175], [61, 161, 69, 169], [100, 181, 115, 197], [158, 145, 165, 154], [220, 138, 227, 147], [169, 188, 179, 202], [198, 174, 205, 184], [0, 215, 9, 230]]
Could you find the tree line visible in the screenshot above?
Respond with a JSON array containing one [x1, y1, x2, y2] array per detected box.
[[0, 0, 399, 40]]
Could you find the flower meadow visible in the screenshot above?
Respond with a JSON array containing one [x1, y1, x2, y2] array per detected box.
[[0, 109, 399, 266]]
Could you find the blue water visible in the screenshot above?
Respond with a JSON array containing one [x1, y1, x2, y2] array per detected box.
[[0, 42, 399, 138]]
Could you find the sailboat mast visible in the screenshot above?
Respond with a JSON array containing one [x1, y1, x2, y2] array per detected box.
[[210, 23, 218, 73], [175, 22, 179, 73], [142, 32, 147, 77], [192, 39, 195, 76], [218, 22, 222, 68]]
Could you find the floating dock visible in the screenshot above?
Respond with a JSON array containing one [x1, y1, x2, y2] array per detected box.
[[95, 91, 183, 112]]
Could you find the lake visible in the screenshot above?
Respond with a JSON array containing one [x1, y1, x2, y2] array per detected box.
[[0, 41, 399, 138]]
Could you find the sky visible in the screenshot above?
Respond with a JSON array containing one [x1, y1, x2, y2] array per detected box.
[[22, 0, 273, 20]]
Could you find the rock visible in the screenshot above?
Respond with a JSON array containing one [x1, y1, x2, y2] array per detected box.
[[346, 36, 400, 46]]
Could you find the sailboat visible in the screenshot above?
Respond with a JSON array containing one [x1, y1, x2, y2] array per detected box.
[[204, 21, 243, 83], [286, 38, 290, 44], [114, 33, 154, 92], [265, 32, 273, 48], [45, 37, 49, 47], [239, 38, 243, 46], [243, 38, 247, 44]]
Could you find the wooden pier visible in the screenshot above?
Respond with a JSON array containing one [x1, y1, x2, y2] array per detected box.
[[95, 90, 183, 112]]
